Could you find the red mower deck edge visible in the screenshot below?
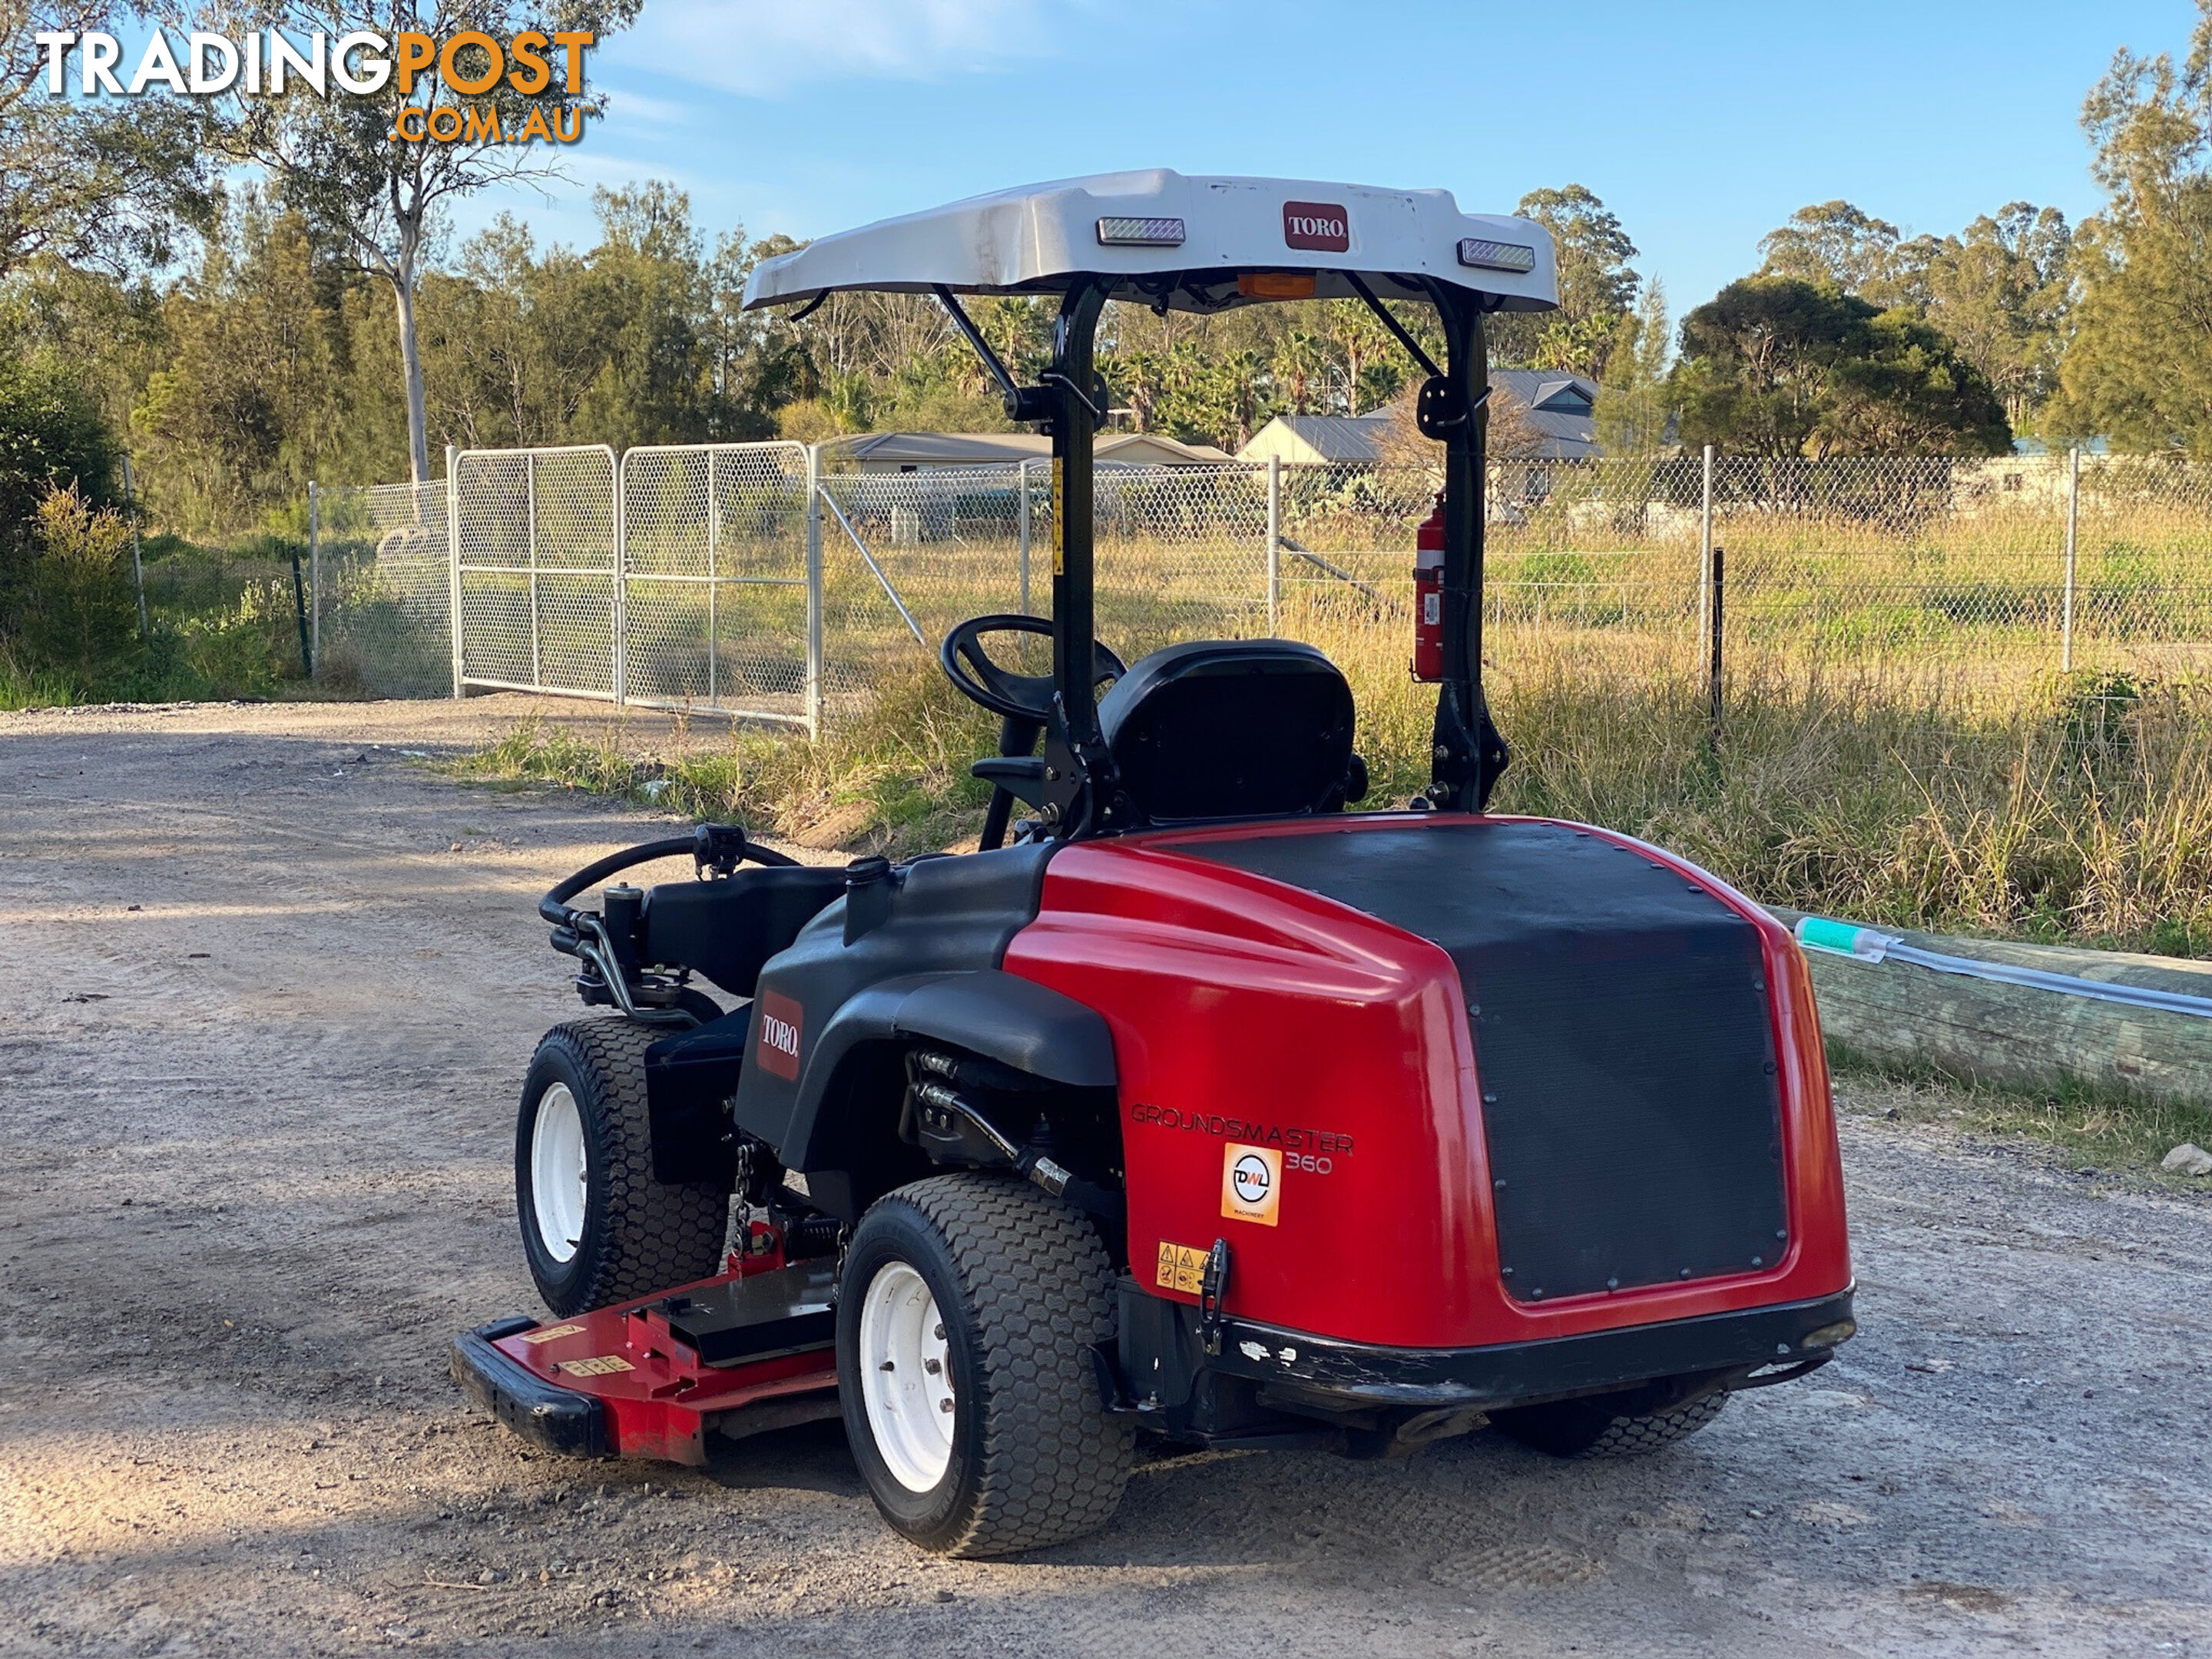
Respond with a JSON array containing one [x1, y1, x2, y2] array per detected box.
[[450, 1241, 839, 1466]]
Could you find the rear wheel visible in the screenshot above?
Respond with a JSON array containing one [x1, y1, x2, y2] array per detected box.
[[837, 1174, 1132, 1556], [515, 1018, 727, 1317], [1489, 1386, 1730, 1459]]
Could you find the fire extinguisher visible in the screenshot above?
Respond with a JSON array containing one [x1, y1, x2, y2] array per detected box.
[[1412, 493, 1445, 683]]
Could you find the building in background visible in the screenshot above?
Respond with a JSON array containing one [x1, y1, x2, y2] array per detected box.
[[1239, 370, 1601, 465], [823, 431, 1233, 472]]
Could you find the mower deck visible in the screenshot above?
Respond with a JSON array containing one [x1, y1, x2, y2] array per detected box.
[[449, 1254, 840, 1465]]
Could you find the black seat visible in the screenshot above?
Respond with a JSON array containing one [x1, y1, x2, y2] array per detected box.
[[1098, 639, 1359, 824]]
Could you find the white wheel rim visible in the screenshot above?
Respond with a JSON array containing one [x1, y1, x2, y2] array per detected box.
[[857, 1260, 955, 1492], [530, 1083, 588, 1264]]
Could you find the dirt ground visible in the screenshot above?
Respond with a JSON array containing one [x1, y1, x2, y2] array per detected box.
[[3, 694, 2210, 1659]]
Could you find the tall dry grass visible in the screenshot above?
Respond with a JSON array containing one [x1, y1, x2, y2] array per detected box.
[[458, 616, 2212, 957]]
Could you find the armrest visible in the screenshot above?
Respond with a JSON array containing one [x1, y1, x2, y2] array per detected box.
[[971, 757, 1051, 809]]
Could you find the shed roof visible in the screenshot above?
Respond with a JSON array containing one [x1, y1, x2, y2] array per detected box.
[[823, 430, 1233, 469]]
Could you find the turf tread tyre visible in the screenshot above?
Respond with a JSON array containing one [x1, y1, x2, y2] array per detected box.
[[840, 1174, 1132, 1557], [1492, 1387, 1729, 1459], [517, 1018, 726, 1316]]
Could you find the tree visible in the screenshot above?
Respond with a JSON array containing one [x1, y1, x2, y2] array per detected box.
[[1, 1, 215, 276], [1270, 327, 1329, 416], [0, 359, 116, 561], [1671, 275, 2011, 457], [1759, 198, 2071, 429], [1594, 279, 1674, 454], [1757, 201, 1902, 294], [13, 484, 137, 688], [214, 0, 641, 483], [133, 198, 349, 531], [1492, 184, 1641, 376], [1917, 205, 2072, 429], [1319, 300, 1400, 415], [2049, 2, 2212, 452]]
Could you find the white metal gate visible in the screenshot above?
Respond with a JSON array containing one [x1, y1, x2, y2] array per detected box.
[[618, 442, 819, 727], [452, 444, 621, 702]]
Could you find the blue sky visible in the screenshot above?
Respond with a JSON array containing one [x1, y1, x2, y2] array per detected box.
[[465, 0, 2187, 316]]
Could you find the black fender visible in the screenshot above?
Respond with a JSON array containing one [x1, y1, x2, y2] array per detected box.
[[783, 969, 1117, 1219], [643, 1005, 753, 1187]]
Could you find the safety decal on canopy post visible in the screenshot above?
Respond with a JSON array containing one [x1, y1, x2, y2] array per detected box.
[[1051, 455, 1065, 576]]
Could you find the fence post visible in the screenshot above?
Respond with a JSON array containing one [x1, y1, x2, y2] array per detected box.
[[804, 444, 824, 740], [527, 453, 541, 690], [121, 454, 149, 639], [2062, 446, 2081, 674], [1707, 544, 1725, 748], [1698, 443, 1715, 658], [1017, 457, 1033, 615], [1266, 455, 1282, 631], [705, 449, 719, 707], [288, 544, 313, 677], [611, 445, 627, 707], [307, 479, 320, 671], [445, 443, 463, 699]]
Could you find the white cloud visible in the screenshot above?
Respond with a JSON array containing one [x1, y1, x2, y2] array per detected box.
[[616, 0, 1067, 97], [601, 87, 697, 129]]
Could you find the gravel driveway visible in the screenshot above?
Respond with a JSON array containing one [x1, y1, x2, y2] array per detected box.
[[2, 697, 2208, 1658]]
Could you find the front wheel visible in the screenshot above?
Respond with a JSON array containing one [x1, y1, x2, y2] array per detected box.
[[837, 1174, 1132, 1557], [515, 1018, 727, 1316]]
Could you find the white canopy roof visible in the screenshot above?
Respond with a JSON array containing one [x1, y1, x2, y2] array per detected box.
[[743, 170, 1558, 316]]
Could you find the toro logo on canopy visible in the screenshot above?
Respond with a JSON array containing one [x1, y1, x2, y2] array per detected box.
[[757, 991, 803, 1081], [1282, 200, 1349, 253]]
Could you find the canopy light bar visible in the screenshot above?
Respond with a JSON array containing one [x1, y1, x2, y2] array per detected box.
[[1096, 216, 1186, 248], [1458, 238, 1536, 274]]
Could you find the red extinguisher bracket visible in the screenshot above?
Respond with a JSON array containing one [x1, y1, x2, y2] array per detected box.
[[1412, 493, 1445, 683]]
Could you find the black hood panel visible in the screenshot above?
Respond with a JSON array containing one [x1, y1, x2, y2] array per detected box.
[[1177, 821, 1787, 1302]]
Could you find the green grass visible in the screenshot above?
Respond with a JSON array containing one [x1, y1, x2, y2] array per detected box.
[[2, 528, 316, 707], [1833, 1047, 2212, 1189], [445, 663, 998, 855]]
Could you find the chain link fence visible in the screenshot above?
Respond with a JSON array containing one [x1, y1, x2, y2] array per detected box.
[[310, 445, 2212, 731], [307, 478, 452, 697]]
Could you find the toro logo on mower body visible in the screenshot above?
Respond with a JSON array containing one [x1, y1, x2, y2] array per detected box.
[[1282, 200, 1349, 253], [756, 991, 804, 1081]]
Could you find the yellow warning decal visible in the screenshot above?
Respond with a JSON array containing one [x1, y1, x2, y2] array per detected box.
[[558, 1354, 634, 1377], [1051, 455, 1065, 576], [1155, 1241, 1207, 1295], [518, 1323, 585, 1345]]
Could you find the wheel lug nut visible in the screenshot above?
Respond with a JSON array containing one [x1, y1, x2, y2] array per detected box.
[[938, 1398, 953, 1413]]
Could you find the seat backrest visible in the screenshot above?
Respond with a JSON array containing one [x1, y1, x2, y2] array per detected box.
[[1098, 639, 1357, 824]]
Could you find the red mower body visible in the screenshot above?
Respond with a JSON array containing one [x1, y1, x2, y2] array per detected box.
[[1004, 813, 1850, 1355]]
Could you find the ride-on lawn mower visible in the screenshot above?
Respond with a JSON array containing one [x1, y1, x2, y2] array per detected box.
[[451, 171, 1856, 1558]]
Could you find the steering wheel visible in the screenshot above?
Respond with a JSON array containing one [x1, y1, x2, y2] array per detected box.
[[939, 614, 1126, 724]]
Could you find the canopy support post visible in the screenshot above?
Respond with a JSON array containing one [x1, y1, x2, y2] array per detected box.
[[1042, 280, 1115, 835], [1423, 287, 1509, 813]]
